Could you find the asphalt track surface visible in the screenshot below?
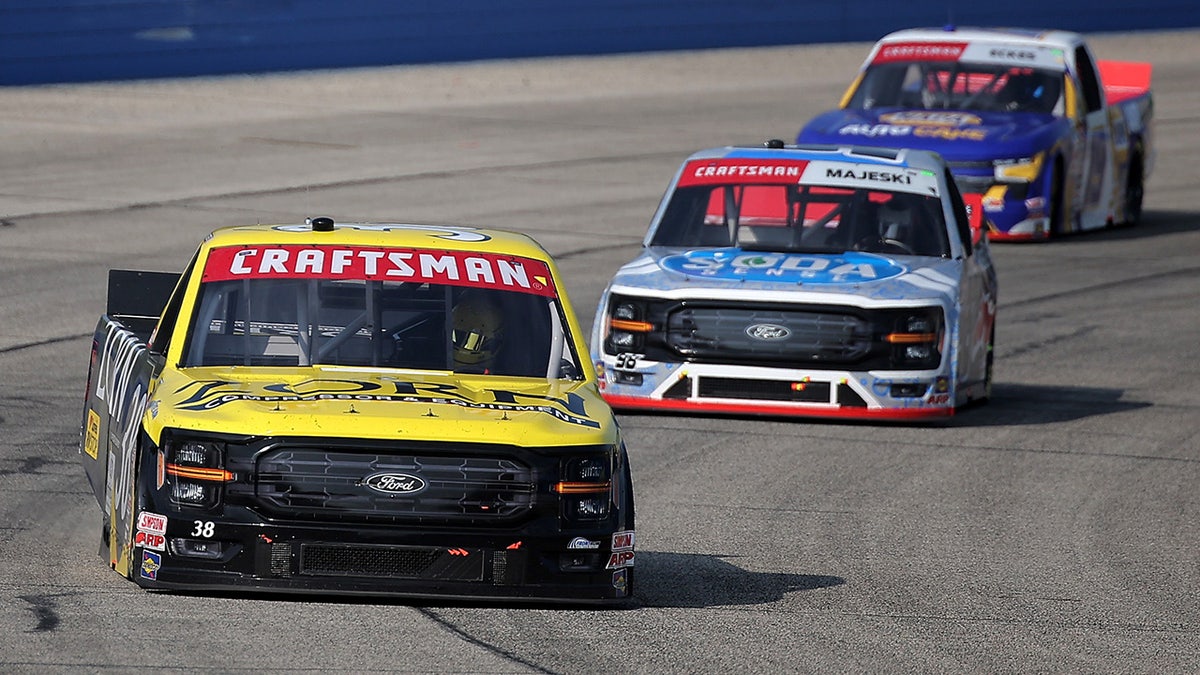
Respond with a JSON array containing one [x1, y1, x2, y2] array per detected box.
[[2, 29, 1199, 674]]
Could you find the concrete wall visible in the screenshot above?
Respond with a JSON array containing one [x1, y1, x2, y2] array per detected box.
[[3, 1, 1198, 86]]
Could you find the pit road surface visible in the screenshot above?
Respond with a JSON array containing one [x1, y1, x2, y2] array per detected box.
[[1, 29, 1198, 673]]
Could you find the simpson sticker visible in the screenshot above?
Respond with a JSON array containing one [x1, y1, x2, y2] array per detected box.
[[612, 530, 635, 551], [678, 159, 808, 187], [137, 511, 168, 535], [202, 245, 557, 297], [661, 250, 906, 284]]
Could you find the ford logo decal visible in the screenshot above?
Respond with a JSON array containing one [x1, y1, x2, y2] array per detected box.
[[362, 472, 427, 495], [745, 323, 790, 341]]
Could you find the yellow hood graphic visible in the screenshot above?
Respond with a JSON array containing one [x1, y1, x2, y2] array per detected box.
[[145, 367, 616, 447]]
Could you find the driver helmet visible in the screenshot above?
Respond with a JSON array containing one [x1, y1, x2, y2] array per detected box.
[[879, 197, 914, 241], [452, 292, 504, 370]]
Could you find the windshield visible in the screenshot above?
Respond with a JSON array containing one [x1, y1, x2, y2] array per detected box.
[[850, 62, 1064, 115], [649, 182, 950, 257], [182, 248, 583, 379]]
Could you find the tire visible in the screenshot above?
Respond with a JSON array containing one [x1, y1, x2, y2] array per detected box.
[[1047, 159, 1066, 237], [1124, 147, 1145, 226]]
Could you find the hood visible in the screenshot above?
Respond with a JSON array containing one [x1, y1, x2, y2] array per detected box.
[[146, 367, 615, 447], [797, 108, 1069, 161], [609, 247, 963, 306]]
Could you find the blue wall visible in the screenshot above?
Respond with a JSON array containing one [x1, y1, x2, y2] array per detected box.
[[3, 0, 1198, 86]]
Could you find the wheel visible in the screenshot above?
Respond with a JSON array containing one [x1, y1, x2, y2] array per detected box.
[[1124, 147, 1145, 226], [1047, 159, 1065, 237], [981, 325, 994, 404]]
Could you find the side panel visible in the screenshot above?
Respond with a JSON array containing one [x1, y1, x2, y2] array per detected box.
[[80, 317, 155, 576]]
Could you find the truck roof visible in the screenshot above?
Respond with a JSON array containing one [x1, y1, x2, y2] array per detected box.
[[201, 220, 554, 260]]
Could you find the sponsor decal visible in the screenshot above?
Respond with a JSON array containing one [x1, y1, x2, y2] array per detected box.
[[678, 159, 807, 187], [802, 161, 940, 196], [135, 530, 167, 552], [140, 551, 161, 580], [612, 568, 628, 593], [839, 123, 912, 139], [201, 245, 556, 297], [171, 378, 600, 428], [872, 41, 968, 64], [567, 537, 601, 550], [745, 324, 790, 341], [83, 410, 101, 460], [914, 126, 988, 142], [137, 511, 168, 535], [361, 472, 427, 495], [606, 550, 635, 570], [879, 111, 982, 127], [612, 530, 635, 551], [661, 250, 906, 284]]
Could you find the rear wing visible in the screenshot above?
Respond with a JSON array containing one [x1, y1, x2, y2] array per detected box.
[[1097, 60, 1152, 105], [106, 269, 181, 342]]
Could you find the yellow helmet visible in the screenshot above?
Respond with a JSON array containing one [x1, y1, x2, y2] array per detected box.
[[452, 292, 504, 369]]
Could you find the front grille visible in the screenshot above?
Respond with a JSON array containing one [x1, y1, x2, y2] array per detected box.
[[252, 449, 536, 524], [300, 543, 483, 580], [667, 306, 871, 364], [698, 377, 832, 403]]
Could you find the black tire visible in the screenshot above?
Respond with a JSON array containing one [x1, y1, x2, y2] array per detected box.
[[1124, 147, 1145, 226], [1047, 159, 1066, 237]]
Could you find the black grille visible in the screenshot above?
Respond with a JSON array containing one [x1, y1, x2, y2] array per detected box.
[[300, 544, 483, 580], [698, 377, 832, 403], [253, 449, 535, 523], [667, 306, 871, 363]]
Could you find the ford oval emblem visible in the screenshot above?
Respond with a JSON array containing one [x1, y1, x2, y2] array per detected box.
[[362, 472, 427, 495], [745, 323, 790, 341]]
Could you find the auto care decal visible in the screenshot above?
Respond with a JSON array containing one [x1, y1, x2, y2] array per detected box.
[[170, 378, 601, 428], [837, 115, 989, 143], [661, 250, 906, 284], [202, 245, 557, 297]]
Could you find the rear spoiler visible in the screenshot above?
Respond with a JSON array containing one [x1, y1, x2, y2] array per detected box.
[[1097, 60, 1152, 105], [106, 269, 181, 341]]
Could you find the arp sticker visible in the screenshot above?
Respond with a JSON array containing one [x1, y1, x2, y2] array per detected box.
[[83, 410, 101, 460], [135, 531, 166, 552], [606, 550, 635, 570], [141, 551, 161, 580]]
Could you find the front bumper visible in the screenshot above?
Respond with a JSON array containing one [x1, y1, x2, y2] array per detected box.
[[596, 360, 953, 421], [132, 517, 634, 604]]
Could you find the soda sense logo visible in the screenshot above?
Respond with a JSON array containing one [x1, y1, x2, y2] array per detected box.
[[661, 250, 905, 283]]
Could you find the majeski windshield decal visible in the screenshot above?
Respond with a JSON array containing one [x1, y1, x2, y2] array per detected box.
[[661, 250, 906, 283], [172, 378, 599, 428]]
